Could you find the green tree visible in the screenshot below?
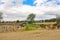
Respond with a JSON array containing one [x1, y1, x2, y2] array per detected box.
[[27, 13, 36, 24], [16, 20, 20, 23], [0, 12, 3, 22], [56, 15, 60, 23], [56, 15, 60, 29]]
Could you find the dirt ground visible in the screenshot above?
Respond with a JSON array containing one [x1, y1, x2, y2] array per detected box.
[[0, 30, 60, 40]]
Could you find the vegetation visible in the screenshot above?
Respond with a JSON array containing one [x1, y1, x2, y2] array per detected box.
[[0, 12, 3, 21], [0, 21, 57, 32], [24, 13, 36, 30], [27, 13, 36, 24], [0, 13, 59, 32]]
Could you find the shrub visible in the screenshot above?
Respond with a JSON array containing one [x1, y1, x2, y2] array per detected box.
[[25, 24, 32, 30]]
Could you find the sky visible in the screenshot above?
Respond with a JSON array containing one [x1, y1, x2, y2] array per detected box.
[[0, 0, 60, 21]]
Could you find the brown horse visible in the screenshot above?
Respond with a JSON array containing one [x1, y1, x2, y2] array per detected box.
[[48, 24, 55, 30], [17, 24, 24, 29]]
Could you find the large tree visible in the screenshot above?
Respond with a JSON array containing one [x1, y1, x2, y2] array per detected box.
[[56, 15, 60, 29], [27, 13, 36, 24], [0, 12, 3, 22]]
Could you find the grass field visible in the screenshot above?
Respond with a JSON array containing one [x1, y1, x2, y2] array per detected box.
[[0, 22, 57, 32], [0, 30, 60, 40], [34, 22, 56, 24], [0, 22, 60, 40]]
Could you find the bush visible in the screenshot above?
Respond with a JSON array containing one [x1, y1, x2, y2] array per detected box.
[[24, 23, 41, 30], [25, 24, 32, 30], [40, 24, 46, 27]]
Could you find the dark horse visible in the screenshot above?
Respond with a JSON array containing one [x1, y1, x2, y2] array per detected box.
[[17, 23, 24, 29]]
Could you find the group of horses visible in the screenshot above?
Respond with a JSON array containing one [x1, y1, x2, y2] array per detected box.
[[40, 24, 60, 30], [17, 24, 60, 29], [40, 24, 55, 30], [18, 23, 60, 30]]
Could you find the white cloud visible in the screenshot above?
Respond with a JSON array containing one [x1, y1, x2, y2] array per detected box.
[[34, 0, 60, 15], [0, 0, 23, 9], [2, 5, 45, 21], [0, 0, 60, 21], [34, 0, 47, 6], [34, 0, 60, 6]]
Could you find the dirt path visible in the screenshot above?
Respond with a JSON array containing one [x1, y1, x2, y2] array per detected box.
[[0, 30, 60, 40]]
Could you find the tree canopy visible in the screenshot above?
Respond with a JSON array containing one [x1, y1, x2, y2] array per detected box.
[[27, 13, 36, 24], [0, 12, 3, 21]]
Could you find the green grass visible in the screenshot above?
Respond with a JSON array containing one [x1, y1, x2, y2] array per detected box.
[[24, 23, 44, 30], [24, 22, 56, 30], [34, 22, 56, 24]]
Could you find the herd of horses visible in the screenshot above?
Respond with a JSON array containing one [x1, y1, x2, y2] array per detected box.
[[18, 23, 60, 30], [40, 24, 55, 30]]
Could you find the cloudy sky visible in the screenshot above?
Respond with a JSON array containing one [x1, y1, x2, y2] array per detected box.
[[0, 0, 60, 21]]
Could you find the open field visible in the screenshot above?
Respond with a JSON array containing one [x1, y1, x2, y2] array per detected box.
[[0, 30, 60, 40], [0, 22, 56, 24], [0, 22, 57, 32]]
